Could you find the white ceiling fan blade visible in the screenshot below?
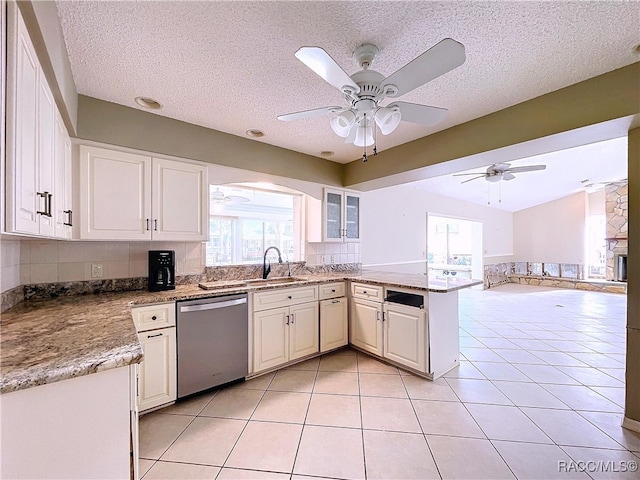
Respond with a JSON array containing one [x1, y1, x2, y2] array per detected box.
[[502, 172, 516, 181], [277, 106, 343, 122], [461, 175, 486, 184], [295, 47, 360, 94], [507, 165, 546, 173], [388, 101, 448, 127], [381, 38, 466, 98], [453, 172, 486, 177]]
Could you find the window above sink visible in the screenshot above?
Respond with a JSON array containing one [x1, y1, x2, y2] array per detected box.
[[206, 184, 304, 266]]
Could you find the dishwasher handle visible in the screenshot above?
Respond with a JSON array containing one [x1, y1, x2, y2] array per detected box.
[[179, 297, 247, 313]]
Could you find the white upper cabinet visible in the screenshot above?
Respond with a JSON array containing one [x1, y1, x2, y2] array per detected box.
[[54, 113, 73, 239], [80, 146, 151, 240], [151, 157, 208, 241], [5, 3, 72, 238], [79, 145, 208, 241], [306, 188, 361, 243], [323, 188, 361, 242]]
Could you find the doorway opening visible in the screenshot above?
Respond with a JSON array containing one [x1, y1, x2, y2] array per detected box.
[[427, 214, 483, 288]]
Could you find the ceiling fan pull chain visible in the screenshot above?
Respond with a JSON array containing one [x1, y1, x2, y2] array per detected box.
[[362, 113, 368, 162]]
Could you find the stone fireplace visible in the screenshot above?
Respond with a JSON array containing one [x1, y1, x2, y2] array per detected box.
[[605, 181, 628, 281]]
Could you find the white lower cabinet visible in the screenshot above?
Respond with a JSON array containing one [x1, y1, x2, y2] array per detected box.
[[253, 301, 319, 373], [132, 303, 176, 412], [252, 286, 319, 373], [350, 282, 429, 373], [138, 327, 176, 411], [320, 297, 348, 352], [384, 303, 427, 372], [350, 297, 383, 356]]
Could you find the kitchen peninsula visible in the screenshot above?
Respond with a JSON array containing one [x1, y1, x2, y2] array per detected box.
[[0, 271, 480, 479]]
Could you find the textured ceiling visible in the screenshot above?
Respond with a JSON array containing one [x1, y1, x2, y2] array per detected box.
[[56, 1, 640, 164], [413, 137, 628, 212]]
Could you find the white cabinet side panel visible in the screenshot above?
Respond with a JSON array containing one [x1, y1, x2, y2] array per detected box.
[[0, 367, 131, 479], [428, 291, 460, 378]]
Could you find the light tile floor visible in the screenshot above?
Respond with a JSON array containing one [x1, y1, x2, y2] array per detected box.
[[139, 284, 640, 479]]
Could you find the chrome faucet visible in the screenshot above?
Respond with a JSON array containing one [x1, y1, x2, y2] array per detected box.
[[262, 246, 283, 279]]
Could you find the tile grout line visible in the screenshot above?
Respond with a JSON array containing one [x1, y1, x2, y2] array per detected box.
[[399, 372, 444, 480], [289, 357, 321, 478]]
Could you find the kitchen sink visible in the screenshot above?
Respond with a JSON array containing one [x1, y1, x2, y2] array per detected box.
[[244, 277, 304, 286], [198, 277, 305, 290]]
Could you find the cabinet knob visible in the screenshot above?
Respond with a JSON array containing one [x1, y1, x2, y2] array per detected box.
[[331, 289, 336, 292], [363, 291, 367, 294], [288, 295, 292, 299], [151, 315, 157, 321]]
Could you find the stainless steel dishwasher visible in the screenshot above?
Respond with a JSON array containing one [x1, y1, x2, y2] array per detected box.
[[176, 294, 248, 398]]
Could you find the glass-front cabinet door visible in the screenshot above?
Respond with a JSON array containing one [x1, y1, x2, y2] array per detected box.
[[322, 189, 361, 242], [323, 189, 343, 241], [345, 193, 360, 241]]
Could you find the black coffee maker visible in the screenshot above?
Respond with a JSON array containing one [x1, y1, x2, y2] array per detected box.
[[148, 250, 176, 291]]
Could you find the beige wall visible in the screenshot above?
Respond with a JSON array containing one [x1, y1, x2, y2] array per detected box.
[[77, 96, 343, 188], [625, 127, 639, 423], [343, 63, 640, 189]]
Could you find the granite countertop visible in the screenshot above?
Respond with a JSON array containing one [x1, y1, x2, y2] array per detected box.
[[353, 271, 483, 293], [0, 272, 481, 394]]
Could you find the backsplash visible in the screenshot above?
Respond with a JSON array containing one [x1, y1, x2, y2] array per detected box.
[[17, 240, 206, 284], [305, 242, 360, 266]]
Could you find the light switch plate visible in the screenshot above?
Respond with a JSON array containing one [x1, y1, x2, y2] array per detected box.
[[91, 263, 104, 278]]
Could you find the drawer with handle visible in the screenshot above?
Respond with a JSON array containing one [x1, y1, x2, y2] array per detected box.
[[351, 282, 383, 301], [319, 282, 346, 300], [131, 302, 176, 332], [252, 285, 318, 311]]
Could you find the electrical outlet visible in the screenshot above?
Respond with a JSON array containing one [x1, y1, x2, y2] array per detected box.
[[91, 263, 104, 278]]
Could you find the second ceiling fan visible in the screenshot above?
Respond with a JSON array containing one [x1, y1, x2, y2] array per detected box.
[[278, 38, 466, 147], [454, 163, 547, 184]]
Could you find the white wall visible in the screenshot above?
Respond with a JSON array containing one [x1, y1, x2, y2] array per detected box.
[[513, 191, 588, 264], [589, 189, 605, 215], [360, 183, 514, 271]]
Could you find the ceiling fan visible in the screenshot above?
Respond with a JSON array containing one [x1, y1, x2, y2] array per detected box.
[[210, 188, 250, 204], [277, 38, 466, 149], [454, 163, 546, 184]]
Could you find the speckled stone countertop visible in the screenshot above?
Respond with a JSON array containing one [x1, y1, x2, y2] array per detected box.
[[353, 271, 483, 293], [0, 272, 481, 394]]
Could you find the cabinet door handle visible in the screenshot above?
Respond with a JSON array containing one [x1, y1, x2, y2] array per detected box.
[[382, 312, 386, 322], [44, 193, 53, 217], [376, 310, 380, 321], [291, 313, 295, 324], [154, 219, 158, 231], [332, 299, 340, 304], [36, 192, 48, 216], [63, 210, 73, 226], [146, 219, 150, 231], [286, 315, 290, 325], [147, 333, 163, 338]]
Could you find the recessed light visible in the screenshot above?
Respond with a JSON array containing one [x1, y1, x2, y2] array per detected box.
[[320, 151, 334, 157], [134, 96, 162, 109], [246, 129, 265, 138]]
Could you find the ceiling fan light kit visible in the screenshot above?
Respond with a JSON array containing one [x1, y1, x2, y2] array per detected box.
[[278, 38, 467, 159]]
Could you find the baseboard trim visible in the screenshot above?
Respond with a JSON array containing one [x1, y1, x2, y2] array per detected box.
[[622, 416, 640, 433]]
